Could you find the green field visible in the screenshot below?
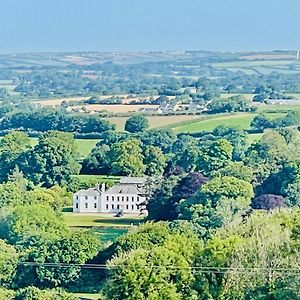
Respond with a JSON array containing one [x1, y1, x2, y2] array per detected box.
[[74, 139, 98, 158], [27, 137, 98, 158], [171, 112, 286, 134], [89, 227, 129, 243], [171, 113, 255, 133], [71, 175, 120, 185]]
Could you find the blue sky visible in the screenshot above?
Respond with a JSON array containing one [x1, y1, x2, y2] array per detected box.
[[0, 0, 299, 53]]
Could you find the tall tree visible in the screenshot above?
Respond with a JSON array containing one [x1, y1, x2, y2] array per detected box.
[[125, 115, 149, 133], [111, 139, 145, 176], [19, 131, 81, 187], [0, 131, 31, 182], [143, 145, 166, 176]]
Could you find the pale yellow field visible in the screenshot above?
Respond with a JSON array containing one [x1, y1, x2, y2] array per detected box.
[[34, 96, 90, 106], [106, 115, 203, 131]]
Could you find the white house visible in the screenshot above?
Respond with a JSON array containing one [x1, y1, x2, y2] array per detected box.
[[73, 177, 147, 214]]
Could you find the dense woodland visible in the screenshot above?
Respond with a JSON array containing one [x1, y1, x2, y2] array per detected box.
[[0, 117, 298, 298], [0, 51, 300, 298]]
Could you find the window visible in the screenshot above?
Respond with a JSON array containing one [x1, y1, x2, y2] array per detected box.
[[117, 204, 120, 209], [85, 203, 88, 209], [85, 196, 88, 200], [122, 196, 124, 202], [94, 203, 97, 208], [137, 196, 140, 202], [106, 204, 109, 209], [76, 196, 79, 200], [112, 196, 114, 201], [106, 196, 109, 201], [126, 205, 129, 209], [75, 203, 79, 209], [126, 197, 129, 202], [132, 196, 134, 202], [94, 196, 97, 200], [112, 204, 114, 209], [117, 196, 120, 202], [131, 205, 134, 210]]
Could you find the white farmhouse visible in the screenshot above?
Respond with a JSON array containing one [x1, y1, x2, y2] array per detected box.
[[73, 177, 147, 214]]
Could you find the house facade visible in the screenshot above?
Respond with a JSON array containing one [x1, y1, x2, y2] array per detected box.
[[73, 177, 147, 214]]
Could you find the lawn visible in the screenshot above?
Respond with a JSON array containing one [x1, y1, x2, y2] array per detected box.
[[89, 227, 129, 243], [71, 175, 120, 185], [63, 213, 143, 228], [246, 133, 263, 145], [73, 293, 103, 300], [74, 139, 98, 158]]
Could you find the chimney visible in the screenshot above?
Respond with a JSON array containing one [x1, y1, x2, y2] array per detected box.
[[95, 183, 100, 191], [101, 183, 106, 192]]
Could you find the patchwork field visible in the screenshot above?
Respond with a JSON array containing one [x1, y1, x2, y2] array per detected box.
[[106, 114, 203, 131], [170, 112, 286, 134]]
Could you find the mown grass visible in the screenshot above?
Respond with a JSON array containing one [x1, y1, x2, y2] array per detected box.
[[71, 175, 120, 185], [89, 227, 129, 243], [246, 133, 263, 145], [74, 139, 98, 158], [63, 213, 142, 228], [73, 293, 103, 300]]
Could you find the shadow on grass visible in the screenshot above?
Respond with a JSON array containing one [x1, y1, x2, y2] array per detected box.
[[93, 218, 142, 226], [62, 207, 73, 212]]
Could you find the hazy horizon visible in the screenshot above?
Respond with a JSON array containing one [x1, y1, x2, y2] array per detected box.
[[1, 0, 299, 54]]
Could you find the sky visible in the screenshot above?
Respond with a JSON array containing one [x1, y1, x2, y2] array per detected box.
[[0, 0, 299, 53]]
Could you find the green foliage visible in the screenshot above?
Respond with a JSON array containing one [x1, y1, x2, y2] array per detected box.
[[143, 145, 166, 176], [0, 181, 23, 207], [105, 222, 201, 300], [15, 287, 77, 300], [0, 204, 68, 245], [208, 95, 252, 113], [198, 138, 233, 175], [0, 288, 14, 300], [111, 139, 146, 176], [213, 162, 254, 182], [125, 115, 149, 133], [0, 239, 18, 285], [0, 109, 115, 134], [179, 176, 254, 232], [19, 131, 81, 187], [147, 176, 180, 221], [24, 186, 72, 212], [23, 231, 100, 287], [0, 132, 31, 182], [82, 144, 111, 175]]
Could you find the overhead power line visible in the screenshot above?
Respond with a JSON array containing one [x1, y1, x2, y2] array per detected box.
[[16, 262, 300, 275]]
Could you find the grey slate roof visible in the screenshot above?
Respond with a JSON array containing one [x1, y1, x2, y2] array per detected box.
[[104, 184, 144, 195], [74, 188, 100, 197], [120, 177, 147, 185]]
